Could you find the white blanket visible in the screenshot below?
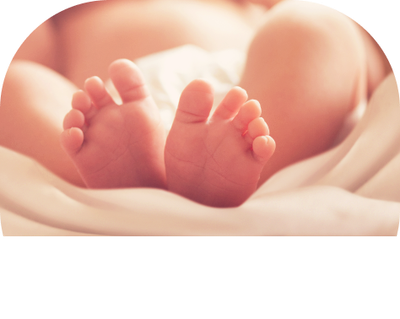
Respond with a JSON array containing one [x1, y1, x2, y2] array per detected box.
[[1, 47, 399, 235]]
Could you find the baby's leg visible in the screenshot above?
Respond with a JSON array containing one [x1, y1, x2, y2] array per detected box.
[[0, 60, 84, 186], [54, 0, 258, 87], [61, 59, 166, 189], [13, 19, 59, 72], [239, 1, 372, 184]]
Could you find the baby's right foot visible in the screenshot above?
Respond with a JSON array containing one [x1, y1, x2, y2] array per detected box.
[[165, 80, 275, 207], [61, 59, 166, 189]]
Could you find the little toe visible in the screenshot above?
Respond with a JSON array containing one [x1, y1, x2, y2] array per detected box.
[[212, 86, 248, 121], [232, 100, 262, 132], [108, 59, 150, 103], [84, 76, 115, 109], [252, 135, 276, 163], [60, 127, 84, 155], [63, 109, 85, 130], [175, 79, 214, 124]]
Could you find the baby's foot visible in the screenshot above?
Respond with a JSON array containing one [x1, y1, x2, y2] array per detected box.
[[165, 79, 275, 207], [61, 59, 166, 189]]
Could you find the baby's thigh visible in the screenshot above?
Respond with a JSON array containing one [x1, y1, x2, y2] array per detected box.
[[239, 1, 368, 180], [241, 0, 367, 127], [13, 19, 58, 72], [54, 0, 256, 87]]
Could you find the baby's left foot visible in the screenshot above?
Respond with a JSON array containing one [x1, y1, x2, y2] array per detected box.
[[165, 79, 276, 207], [61, 59, 166, 189]]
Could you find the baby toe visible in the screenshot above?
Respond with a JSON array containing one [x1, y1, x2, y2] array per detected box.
[[252, 135, 276, 163], [247, 117, 270, 141], [212, 86, 248, 121], [175, 79, 214, 124], [232, 100, 262, 132], [60, 127, 84, 155], [108, 59, 150, 103], [72, 90, 92, 114], [63, 109, 85, 130], [84, 76, 115, 109]]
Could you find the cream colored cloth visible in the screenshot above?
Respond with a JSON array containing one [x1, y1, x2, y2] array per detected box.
[[105, 45, 245, 132], [1, 52, 399, 235]]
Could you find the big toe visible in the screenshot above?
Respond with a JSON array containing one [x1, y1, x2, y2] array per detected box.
[[175, 79, 214, 124], [108, 59, 150, 103]]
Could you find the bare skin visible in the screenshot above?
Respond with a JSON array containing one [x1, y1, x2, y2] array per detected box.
[[61, 59, 166, 189], [61, 60, 275, 206], [2, 0, 392, 204], [165, 79, 275, 207], [51, 0, 264, 87]]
